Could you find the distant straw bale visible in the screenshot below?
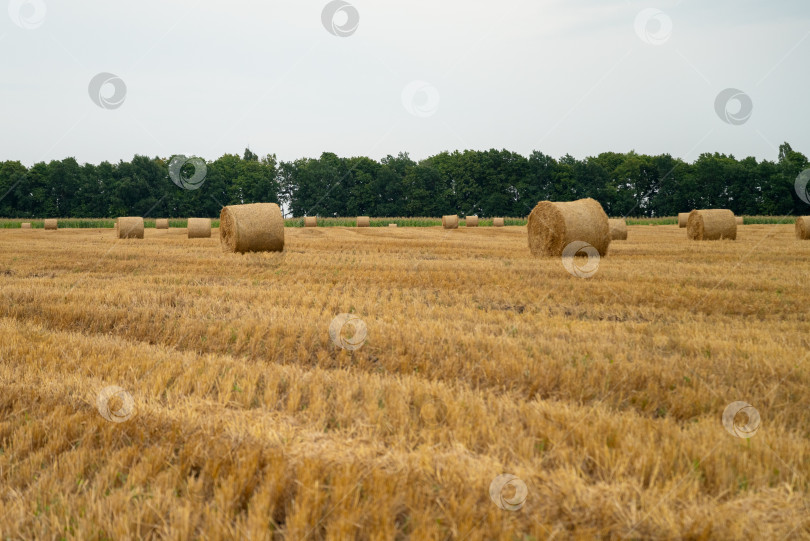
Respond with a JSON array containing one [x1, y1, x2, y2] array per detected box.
[[686, 209, 736, 241], [188, 218, 212, 239], [608, 219, 628, 240], [117, 217, 144, 239]]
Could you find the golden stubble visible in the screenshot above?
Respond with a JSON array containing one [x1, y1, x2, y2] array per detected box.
[[0, 224, 808, 539]]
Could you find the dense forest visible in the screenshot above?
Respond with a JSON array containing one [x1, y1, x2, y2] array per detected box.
[[0, 143, 807, 218]]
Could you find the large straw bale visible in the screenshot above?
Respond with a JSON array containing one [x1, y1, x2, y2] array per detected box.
[[188, 218, 212, 239], [442, 215, 459, 229], [527, 198, 611, 257], [117, 217, 144, 239], [304, 217, 317, 228], [686, 209, 736, 241], [493, 218, 505, 227], [357, 216, 370, 227], [678, 213, 690, 228], [466, 216, 479, 227], [44, 219, 57, 230], [21, 223, 31, 229], [155, 218, 169, 229], [220, 203, 284, 253]]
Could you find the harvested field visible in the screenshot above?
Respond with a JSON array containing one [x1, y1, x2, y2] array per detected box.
[[0, 224, 808, 539]]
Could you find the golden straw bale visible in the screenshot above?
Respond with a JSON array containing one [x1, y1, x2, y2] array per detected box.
[[796, 217, 810, 240], [527, 198, 611, 257], [442, 215, 459, 229], [466, 216, 479, 227], [492, 218, 505, 227], [678, 213, 690, 228], [686, 209, 736, 241], [357, 216, 370, 227], [188, 218, 212, 239], [155, 219, 169, 229], [220, 203, 284, 253], [117, 217, 144, 239], [608, 218, 628, 240], [304, 217, 317, 228], [43, 219, 57, 230]]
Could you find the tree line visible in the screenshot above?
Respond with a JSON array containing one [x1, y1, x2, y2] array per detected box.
[[0, 144, 807, 218]]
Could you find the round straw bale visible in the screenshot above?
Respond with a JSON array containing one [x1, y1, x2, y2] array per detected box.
[[389, 223, 398, 228], [678, 213, 690, 228], [357, 216, 370, 227], [466, 216, 479, 227], [304, 216, 317, 228], [188, 218, 212, 239], [117, 217, 144, 239], [608, 218, 628, 240], [44, 219, 57, 230], [220, 203, 284, 253], [736, 216, 744, 225], [527, 198, 611, 257], [796, 217, 810, 240], [493, 218, 505, 227], [686, 209, 736, 241], [155, 218, 169, 229], [21, 223, 31, 229], [442, 215, 459, 229]]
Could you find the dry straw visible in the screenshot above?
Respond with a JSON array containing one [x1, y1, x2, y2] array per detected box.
[[220, 203, 284, 253], [466, 216, 479, 227], [527, 198, 611, 257], [493, 218, 505, 227], [796, 217, 810, 240], [357, 216, 370, 227], [116, 217, 144, 239], [678, 213, 690, 228], [442, 215, 459, 229], [188, 218, 212, 239], [389, 223, 398, 228], [44, 219, 57, 230], [736, 216, 744, 225], [608, 218, 628, 240], [304, 216, 317, 228], [155, 218, 169, 229], [21, 223, 31, 229], [686, 209, 736, 240]]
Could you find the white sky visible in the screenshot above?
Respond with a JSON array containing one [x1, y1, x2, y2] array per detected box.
[[1, 0, 809, 166]]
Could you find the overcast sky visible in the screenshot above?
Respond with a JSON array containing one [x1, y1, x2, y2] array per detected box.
[[1, 0, 809, 166]]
